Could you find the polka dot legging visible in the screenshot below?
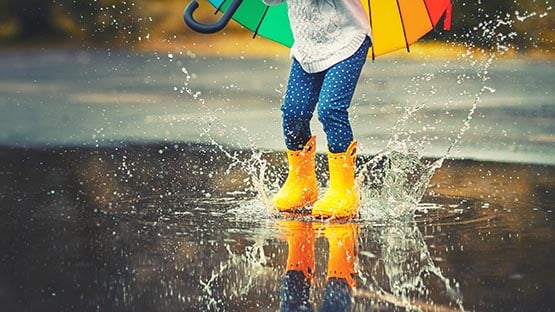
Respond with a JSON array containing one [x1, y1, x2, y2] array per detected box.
[[281, 37, 371, 153]]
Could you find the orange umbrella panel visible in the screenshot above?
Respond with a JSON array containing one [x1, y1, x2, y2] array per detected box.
[[366, 0, 452, 58]]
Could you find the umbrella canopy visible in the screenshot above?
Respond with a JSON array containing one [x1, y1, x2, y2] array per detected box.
[[184, 0, 452, 59]]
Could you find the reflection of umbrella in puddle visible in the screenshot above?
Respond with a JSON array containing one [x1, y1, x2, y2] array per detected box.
[[183, 0, 452, 59]]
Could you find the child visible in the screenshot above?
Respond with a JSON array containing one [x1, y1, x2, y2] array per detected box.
[[265, 0, 371, 219]]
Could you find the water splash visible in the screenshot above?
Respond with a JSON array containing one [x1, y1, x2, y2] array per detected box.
[[198, 238, 281, 310], [169, 56, 278, 216], [356, 220, 464, 311], [354, 3, 527, 220], [358, 149, 444, 219], [162, 7, 551, 311]]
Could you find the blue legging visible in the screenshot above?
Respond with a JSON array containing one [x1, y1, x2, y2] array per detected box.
[[281, 37, 370, 153]]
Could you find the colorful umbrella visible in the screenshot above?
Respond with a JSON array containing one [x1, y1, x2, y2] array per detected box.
[[184, 0, 452, 59]]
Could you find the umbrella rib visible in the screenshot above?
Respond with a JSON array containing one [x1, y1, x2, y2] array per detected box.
[[395, 0, 410, 52], [422, 0, 436, 27], [367, 0, 375, 60], [253, 6, 270, 39], [215, 0, 227, 14]]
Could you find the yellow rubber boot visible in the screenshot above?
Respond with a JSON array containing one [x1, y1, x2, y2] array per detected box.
[[324, 223, 358, 289], [272, 136, 318, 212], [312, 141, 359, 219]]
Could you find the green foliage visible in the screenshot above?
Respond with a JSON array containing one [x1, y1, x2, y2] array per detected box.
[[0, 0, 140, 44], [0, 0, 59, 40]]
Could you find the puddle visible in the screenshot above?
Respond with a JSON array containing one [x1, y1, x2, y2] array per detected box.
[[0, 144, 552, 311]]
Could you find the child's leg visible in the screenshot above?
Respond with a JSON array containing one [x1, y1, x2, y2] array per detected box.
[[282, 59, 324, 151], [317, 37, 370, 153], [312, 37, 371, 219], [273, 60, 323, 212]]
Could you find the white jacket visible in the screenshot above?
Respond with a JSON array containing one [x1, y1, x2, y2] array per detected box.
[[263, 0, 371, 73]]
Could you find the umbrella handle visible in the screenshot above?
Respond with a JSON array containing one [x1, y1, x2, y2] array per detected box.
[[184, 0, 243, 34]]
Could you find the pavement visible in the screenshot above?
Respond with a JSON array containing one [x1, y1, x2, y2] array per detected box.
[[0, 49, 553, 164]]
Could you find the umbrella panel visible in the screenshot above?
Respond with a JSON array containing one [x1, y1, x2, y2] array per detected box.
[[257, 5, 293, 47], [399, 0, 434, 45], [209, 0, 293, 47]]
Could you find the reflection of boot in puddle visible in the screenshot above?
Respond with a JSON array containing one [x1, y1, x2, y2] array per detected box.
[[318, 223, 358, 312], [279, 219, 315, 312]]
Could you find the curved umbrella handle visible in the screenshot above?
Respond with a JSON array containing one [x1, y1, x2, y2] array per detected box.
[[184, 0, 243, 34]]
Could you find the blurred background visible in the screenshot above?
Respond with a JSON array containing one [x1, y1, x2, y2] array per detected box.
[[0, 0, 553, 56]]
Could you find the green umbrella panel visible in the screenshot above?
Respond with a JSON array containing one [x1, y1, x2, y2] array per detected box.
[[185, 0, 293, 47]]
